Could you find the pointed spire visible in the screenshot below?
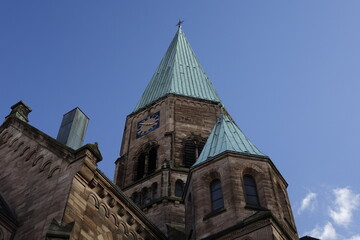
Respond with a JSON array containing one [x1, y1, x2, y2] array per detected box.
[[134, 27, 221, 112], [193, 113, 266, 167]]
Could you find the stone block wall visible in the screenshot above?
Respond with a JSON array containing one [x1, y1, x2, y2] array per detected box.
[[0, 118, 84, 239], [115, 94, 221, 235], [63, 168, 165, 240], [185, 153, 298, 239]]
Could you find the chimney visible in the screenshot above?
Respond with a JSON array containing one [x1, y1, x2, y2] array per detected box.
[[56, 108, 89, 149]]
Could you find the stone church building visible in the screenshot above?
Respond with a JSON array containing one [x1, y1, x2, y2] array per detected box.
[[0, 26, 311, 239]]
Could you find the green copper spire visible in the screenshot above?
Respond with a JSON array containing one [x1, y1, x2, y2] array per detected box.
[[134, 27, 221, 112], [193, 113, 266, 167]]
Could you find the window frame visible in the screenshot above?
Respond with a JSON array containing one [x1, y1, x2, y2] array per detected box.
[[243, 175, 260, 207], [210, 179, 224, 212]]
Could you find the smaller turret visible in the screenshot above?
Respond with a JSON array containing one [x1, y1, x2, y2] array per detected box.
[[184, 113, 298, 239]]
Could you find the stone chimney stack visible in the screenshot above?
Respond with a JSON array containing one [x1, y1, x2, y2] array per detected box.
[[6, 101, 32, 122], [56, 108, 89, 150]]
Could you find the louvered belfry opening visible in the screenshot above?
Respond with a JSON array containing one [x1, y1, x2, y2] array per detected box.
[[136, 153, 146, 180], [183, 138, 205, 168], [148, 147, 157, 174], [135, 146, 157, 181]]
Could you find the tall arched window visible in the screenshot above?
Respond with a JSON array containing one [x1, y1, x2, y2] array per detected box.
[[132, 192, 140, 205], [175, 180, 184, 197], [148, 147, 157, 174], [152, 182, 158, 201], [142, 188, 149, 205], [210, 179, 224, 211], [135, 153, 146, 180], [183, 138, 205, 168], [134, 146, 157, 181], [244, 175, 260, 206]]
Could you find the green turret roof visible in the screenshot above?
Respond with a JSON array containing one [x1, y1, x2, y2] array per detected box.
[[134, 27, 221, 112], [193, 113, 266, 167]]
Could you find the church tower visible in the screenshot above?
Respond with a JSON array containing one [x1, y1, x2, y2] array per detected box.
[[115, 25, 298, 239], [114, 25, 222, 237]]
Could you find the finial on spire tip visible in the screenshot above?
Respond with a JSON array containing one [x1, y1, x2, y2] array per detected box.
[[176, 19, 184, 28]]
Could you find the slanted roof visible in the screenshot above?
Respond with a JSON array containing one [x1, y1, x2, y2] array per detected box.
[[193, 113, 266, 167], [134, 27, 221, 112]]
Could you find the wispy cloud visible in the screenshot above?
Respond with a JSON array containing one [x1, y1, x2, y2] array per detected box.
[[329, 187, 360, 227], [298, 192, 317, 214], [347, 235, 360, 240], [308, 222, 337, 240]]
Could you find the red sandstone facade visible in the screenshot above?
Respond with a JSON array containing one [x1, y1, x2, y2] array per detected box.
[[0, 102, 166, 240], [184, 153, 298, 239]]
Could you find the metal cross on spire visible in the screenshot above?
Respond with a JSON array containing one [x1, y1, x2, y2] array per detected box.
[[176, 19, 184, 28]]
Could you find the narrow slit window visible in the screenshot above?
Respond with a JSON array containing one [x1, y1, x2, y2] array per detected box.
[[152, 182, 158, 201], [142, 188, 149, 205], [175, 180, 184, 197]]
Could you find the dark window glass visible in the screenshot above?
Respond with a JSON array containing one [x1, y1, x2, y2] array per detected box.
[[175, 180, 184, 197], [136, 153, 146, 180], [210, 179, 224, 211], [142, 188, 149, 205], [148, 147, 157, 174], [152, 183, 158, 200], [132, 192, 140, 205], [212, 199, 223, 210], [244, 175, 260, 206]]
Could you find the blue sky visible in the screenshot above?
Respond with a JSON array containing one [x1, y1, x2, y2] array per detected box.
[[1, 1, 359, 239]]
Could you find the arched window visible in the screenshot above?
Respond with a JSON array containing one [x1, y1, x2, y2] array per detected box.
[[210, 179, 224, 211], [142, 188, 149, 205], [148, 147, 157, 174], [152, 182, 158, 201], [134, 146, 158, 181], [244, 175, 260, 206], [175, 180, 184, 197], [132, 192, 140, 205], [183, 138, 205, 168]]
